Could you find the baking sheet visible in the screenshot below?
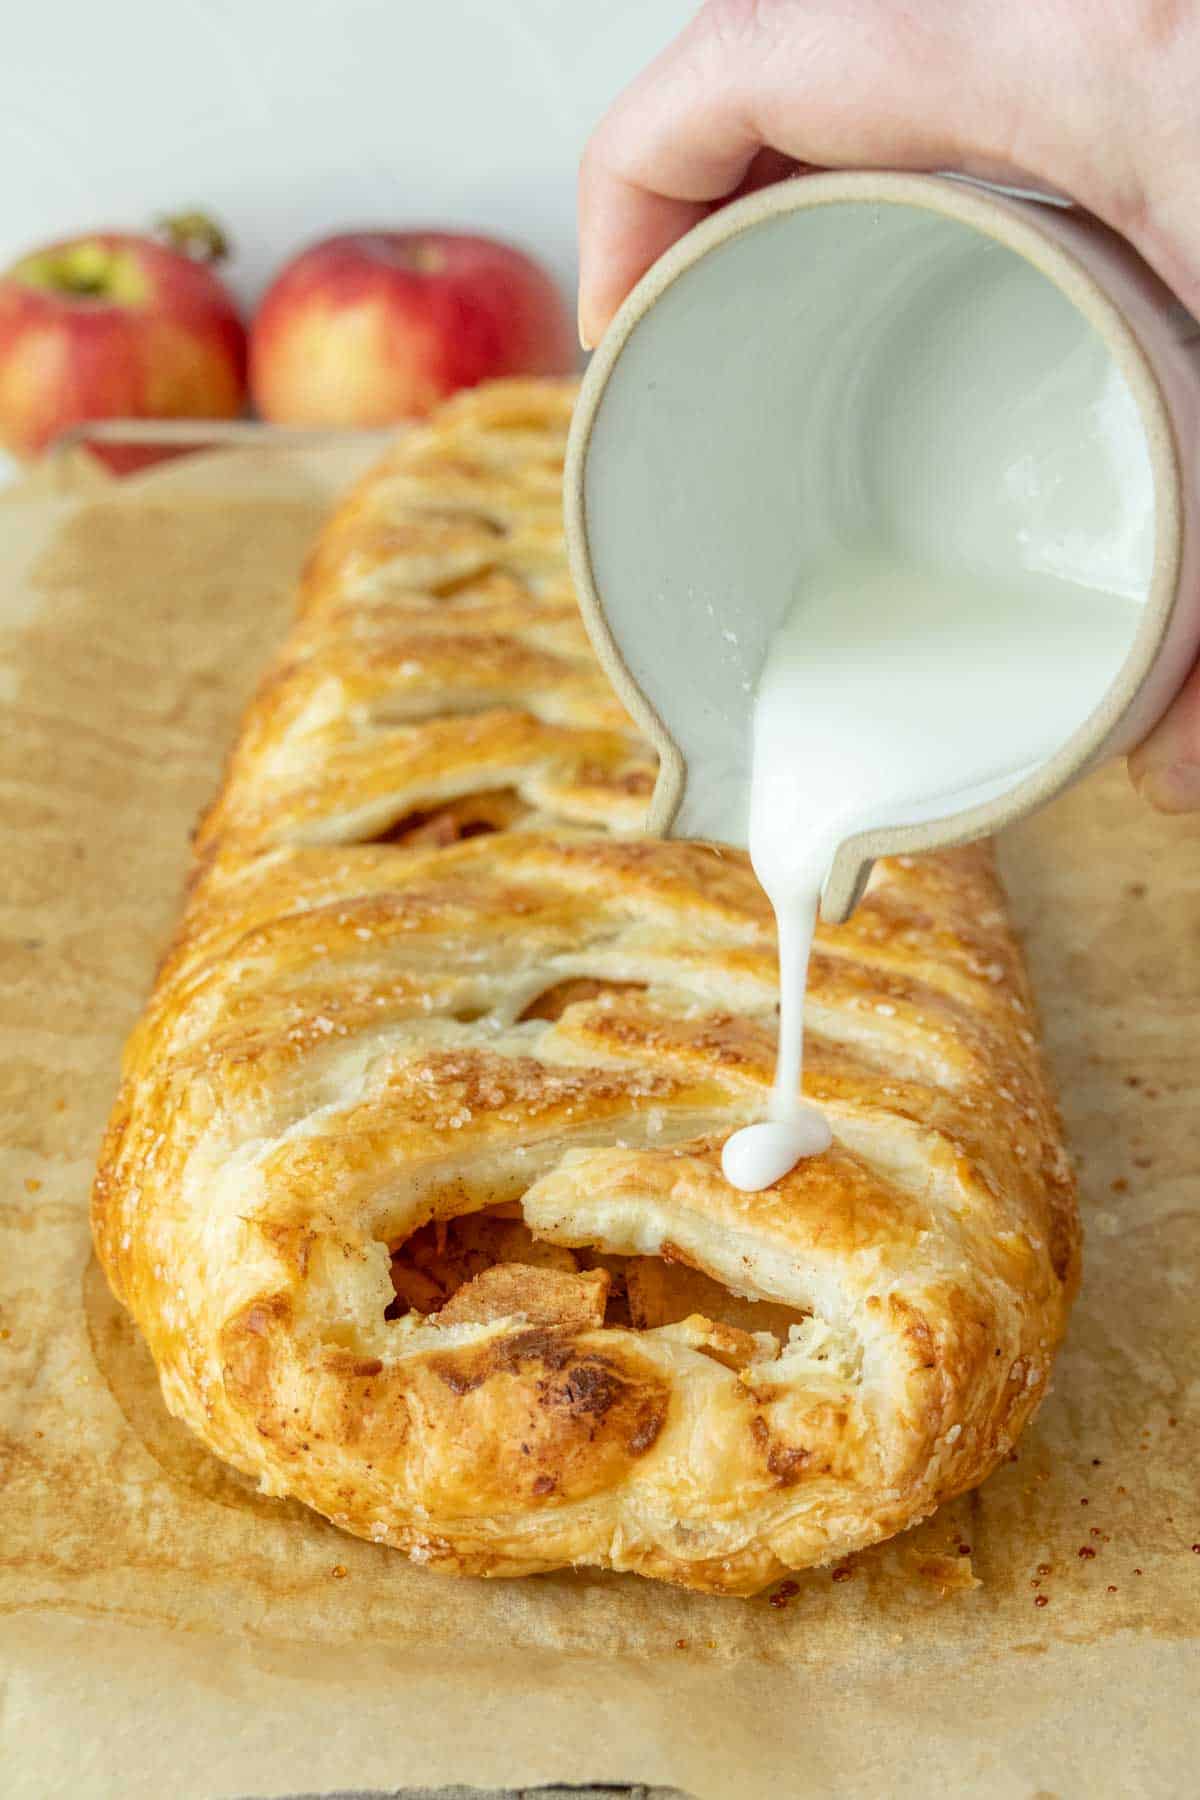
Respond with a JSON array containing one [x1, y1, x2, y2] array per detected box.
[[1, 440, 1197, 1800]]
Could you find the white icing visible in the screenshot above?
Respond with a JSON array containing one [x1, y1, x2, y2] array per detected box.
[[720, 1113, 832, 1191], [722, 548, 1141, 1192]]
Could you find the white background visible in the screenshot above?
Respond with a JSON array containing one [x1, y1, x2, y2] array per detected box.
[[0, 0, 694, 304], [0, 0, 695, 477]]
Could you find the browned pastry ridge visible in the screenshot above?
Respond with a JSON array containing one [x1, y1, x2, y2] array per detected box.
[[92, 378, 1080, 1595]]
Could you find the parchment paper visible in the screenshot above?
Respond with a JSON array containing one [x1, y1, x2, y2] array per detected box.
[[1, 441, 1197, 1800]]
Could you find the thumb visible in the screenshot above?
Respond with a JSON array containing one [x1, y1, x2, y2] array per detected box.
[[1128, 656, 1200, 811]]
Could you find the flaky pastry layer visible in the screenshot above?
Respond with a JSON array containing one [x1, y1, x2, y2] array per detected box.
[[92, 379, 1079, 1594]]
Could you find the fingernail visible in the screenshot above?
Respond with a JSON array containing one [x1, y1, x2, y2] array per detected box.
[[1131, 758, 1200, 813], [576, 295, 595, 354]]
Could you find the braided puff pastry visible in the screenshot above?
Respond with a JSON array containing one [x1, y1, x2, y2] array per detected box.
[[92, 379, 1079, 1595]]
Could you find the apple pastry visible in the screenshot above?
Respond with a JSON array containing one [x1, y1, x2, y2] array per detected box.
[[92, 379, 1079, 1594]]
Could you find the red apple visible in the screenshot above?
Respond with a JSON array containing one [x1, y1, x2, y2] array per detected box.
[[250, 230, 575, 426], [0, 219, 246, 458]]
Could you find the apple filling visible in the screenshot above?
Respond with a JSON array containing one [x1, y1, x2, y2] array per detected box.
[[385, 1204, 807, 1362], [367, 788, 530, 846], [516, 977, 647, 1022]]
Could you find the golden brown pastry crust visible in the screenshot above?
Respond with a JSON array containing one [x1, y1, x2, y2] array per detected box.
[[92, 378, 1079, 1595]]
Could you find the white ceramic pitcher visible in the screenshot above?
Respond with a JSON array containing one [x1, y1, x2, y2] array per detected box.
[[565, 171, 1200, 920]]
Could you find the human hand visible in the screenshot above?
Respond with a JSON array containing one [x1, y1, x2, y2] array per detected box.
[[578, 0, 1200, 811]]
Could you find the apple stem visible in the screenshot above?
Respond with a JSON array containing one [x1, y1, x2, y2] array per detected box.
[[155, 211, 232, 265], [59, 272, 108, 297]]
